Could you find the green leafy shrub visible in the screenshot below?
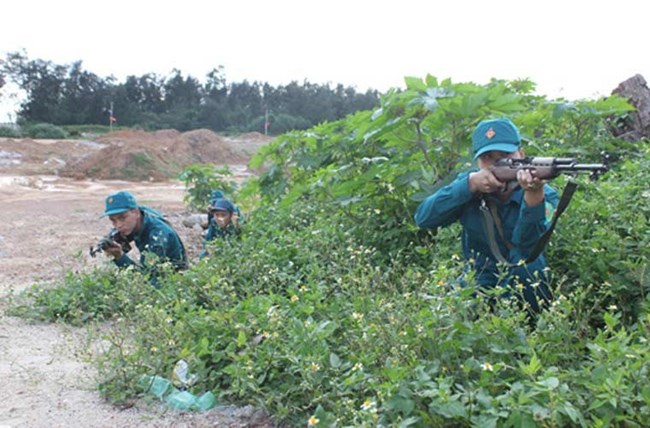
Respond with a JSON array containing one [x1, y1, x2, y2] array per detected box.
[[0, 125, 21, 138], [179, 163, 238, 210], [7, 267, 153, 325], [23, 122, 68, 139], [548, 153, 650, 323], [12, 76, 650, 426]]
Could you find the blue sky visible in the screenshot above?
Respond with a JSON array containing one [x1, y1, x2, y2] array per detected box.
[[1, 0, 648, 121]]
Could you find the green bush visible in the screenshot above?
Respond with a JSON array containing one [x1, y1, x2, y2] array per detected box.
[[11, 77, 650, 426], [179, 163, 238, 211], [23, 122, 68, 139], [7, 267, 154, 325], [548, 152, 650, 324], [14, 190, 650, 425], [0, 125, 21, 138]]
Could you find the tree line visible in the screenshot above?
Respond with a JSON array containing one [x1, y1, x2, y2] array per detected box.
[[0, 52, 381, 135]]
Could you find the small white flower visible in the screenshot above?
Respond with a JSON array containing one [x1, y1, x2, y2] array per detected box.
[[481, 362, 494, 372], [361, 399, 376, 411]]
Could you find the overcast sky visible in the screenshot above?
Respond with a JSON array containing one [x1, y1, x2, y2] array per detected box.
[[1, 0, 649, 122]]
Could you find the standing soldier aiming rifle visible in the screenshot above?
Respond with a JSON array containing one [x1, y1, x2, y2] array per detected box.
[[415, 118, 608, 316]]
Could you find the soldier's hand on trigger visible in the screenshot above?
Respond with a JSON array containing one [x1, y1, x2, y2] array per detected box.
[[516, 169, 545, 192], [103, 241, 123, 259], [469, 169, 506, 194]]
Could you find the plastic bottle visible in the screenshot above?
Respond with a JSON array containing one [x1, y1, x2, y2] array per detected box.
[[172, 359, 198, 389]]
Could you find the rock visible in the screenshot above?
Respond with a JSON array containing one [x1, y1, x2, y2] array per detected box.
[[182, 213, 209, 229], [611, 74, 650, 140]]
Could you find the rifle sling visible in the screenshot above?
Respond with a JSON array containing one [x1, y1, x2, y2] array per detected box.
[[479, 180, 578, 267], [487, 200, 514, 251]]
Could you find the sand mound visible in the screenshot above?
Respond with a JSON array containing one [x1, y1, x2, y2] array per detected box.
[[0, 137, 106, 175], [58, 129, 272, 181]]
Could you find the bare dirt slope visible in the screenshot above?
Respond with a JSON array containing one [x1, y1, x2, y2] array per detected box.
[[0, 133, 276, 427]]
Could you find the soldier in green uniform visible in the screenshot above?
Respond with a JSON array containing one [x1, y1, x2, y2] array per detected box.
[[415, 118, 559, 314], [100, 191, 187, 284], [200, 198, 241, 258]]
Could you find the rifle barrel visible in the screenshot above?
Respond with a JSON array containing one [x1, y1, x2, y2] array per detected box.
[[552, 158, 577, 164], [555, 163, 608, 171]]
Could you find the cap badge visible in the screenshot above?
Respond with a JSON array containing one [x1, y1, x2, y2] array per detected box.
[[108, 197, 114, 203], [485, 128, 496, 139]]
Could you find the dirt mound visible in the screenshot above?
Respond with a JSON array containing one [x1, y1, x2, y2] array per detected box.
[[180, 129, 245, 163], [0, 137, 105, 175], [58, 129, 272, 181]]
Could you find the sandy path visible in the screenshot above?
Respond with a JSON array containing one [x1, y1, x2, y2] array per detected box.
[[0, 175, 274, 428]]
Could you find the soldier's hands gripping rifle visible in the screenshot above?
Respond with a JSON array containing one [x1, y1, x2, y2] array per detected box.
[[491, 153, 610, 191], [89, 229, 131, 257], [479, 153, 610, 266]]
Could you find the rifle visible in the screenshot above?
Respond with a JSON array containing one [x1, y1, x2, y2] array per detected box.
[[480, 153, 610, 266], [491, 154, 610, 190], [89, 229, 131, 257]]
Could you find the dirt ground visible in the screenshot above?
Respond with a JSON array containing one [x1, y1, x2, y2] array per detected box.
[[0, 134, 277, 427]]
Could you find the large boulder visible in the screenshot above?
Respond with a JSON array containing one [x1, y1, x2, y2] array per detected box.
[[611, 74, 650, 140]]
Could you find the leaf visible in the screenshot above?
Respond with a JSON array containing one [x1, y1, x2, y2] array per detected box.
[[398, 416, 420, 428], [588, 399, 609, 411], [404, 76, 427, 91], [562, 402, 586, 426], [537, 376, 559, 390], [603, 311, 619, 329], [236, 330, 247, 347], [472, 415, 498, 428], [363, 117, 403, 142], [329, 352, 341, 368], [641, 385, 650, 405], [387, 395, 415, 415], [424, 74, 438, 87], [522, 354, 542, 376], [371, 107, 384, 121], [313, 320, 337, 338], [431, 399, 466, 418]]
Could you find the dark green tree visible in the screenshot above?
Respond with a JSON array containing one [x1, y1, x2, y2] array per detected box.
[[58, 61, 112, 124], [2, 51, 381, 132], [226, 80, 264, 131], [3, 52, 67, 123], [198, 67, 229, 131]]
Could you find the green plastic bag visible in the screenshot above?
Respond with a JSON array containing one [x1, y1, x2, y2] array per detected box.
[[194, 391, 217, 411], [166, 389, 197, 411], [138, 375, 172, 400], [137, 366, 217, 411], [165, 389, 218, 411]]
